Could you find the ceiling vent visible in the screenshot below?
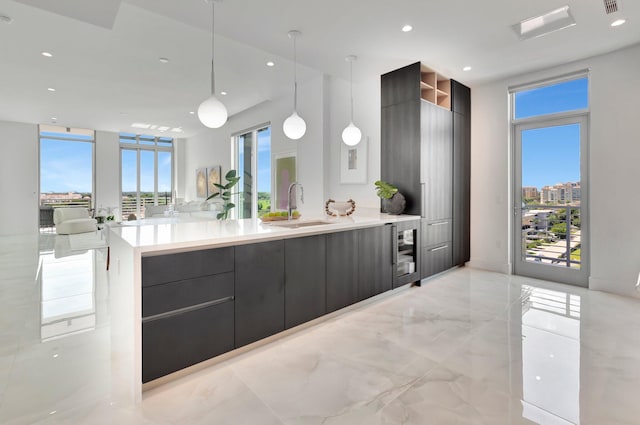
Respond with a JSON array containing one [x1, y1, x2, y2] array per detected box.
[[604, 0, 619, 14]]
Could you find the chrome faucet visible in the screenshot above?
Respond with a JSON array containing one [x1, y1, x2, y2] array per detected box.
[[287, 182, 304, 220]]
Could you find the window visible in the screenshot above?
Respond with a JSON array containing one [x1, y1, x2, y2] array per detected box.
[[514, 77, 588, 119], [120, 133, 173, 220], [39, 125, 95, 214], [232, 125, 271, 219]]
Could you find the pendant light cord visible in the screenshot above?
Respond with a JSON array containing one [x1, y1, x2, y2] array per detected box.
[[293, 35, 298, 111], [349, 59, 354, 122], [210, 2, 216, 96]]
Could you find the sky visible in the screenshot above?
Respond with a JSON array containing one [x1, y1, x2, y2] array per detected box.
[[517, 77, 588, 189]]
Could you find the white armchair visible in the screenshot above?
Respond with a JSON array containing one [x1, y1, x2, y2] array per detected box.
[[54, 208, 97, 235]]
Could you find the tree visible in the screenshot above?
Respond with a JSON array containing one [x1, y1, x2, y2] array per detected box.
[[550, 222, 567, 239]]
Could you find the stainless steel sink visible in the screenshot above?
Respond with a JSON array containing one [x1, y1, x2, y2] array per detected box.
[[270, 220, 332, 228]]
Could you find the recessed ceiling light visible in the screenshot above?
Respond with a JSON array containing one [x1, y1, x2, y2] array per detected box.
[[611, 18, 626, 27], [220, 91, 227, 96], [463, 66, 472, 71], [41, 52, 53, 58], [131, 122, 151, 129], [189, 111, 195, 115], [170, 127, 184, 133], [513, 5, 576, 40], [266, 61, 275, 67], [47, 88, 56, 92], [159, 57, 170, 63], [0, 15, 12, 24], [402, 25, 413, 32], [51, 117, 57, 121]]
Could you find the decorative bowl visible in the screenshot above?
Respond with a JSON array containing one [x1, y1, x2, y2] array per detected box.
[[325, 199, 356, 216]]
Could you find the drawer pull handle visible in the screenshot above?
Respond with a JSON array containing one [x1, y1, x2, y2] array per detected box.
[[428, 222, 449, 226], [429, 245, 449, 252], [142, 296, 234, 323]]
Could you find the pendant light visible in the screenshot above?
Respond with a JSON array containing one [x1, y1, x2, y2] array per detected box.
[[198, 0, 227, 129], [283, 30, 306, 140], [342, 55, 361, 146]]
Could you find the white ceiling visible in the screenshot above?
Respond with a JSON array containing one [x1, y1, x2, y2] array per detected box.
[[0, 0, 638, 137]]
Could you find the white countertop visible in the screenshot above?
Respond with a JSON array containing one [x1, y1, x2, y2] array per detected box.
[[108, 213, 421, 255]]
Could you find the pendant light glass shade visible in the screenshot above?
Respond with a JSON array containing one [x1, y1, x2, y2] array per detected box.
[[283, 30, 306, 140], [198, 95, 227, 128], [199, 0, 227, 129], [342, 122, 362, 146], [283, 111, 307, 140], [342, 55, 361, 146]]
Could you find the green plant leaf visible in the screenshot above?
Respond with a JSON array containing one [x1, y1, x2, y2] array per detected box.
[[206, 192, 220, 200], [225, 169, 237, 180], [374, 180, 398, 199]]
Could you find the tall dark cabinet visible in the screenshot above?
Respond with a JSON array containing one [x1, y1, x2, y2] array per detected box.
[[381, 62, 470, 279]]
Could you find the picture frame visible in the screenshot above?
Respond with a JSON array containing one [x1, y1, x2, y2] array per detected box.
[[206, 165, 222, 198], [340, 136, 368, 184], [196, 167, 207, 199], [274, 152, 297, 210]]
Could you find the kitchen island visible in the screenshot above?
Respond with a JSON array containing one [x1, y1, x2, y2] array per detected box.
[[107, 212, 421, 397]]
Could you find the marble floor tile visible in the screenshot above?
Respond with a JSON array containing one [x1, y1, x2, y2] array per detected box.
[[2, 233, 640, 424]]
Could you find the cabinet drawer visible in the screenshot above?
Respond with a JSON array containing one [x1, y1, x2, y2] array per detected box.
[[142, 272, 234, 318], [142, 247, 234, 287], [422, 220, 452, 247], [421, 243, 452, 278], [142, 300, 234, 383]]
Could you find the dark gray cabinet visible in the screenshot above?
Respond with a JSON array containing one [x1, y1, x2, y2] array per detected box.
[[142, 301, 234, 383], [141, 247, 235, 383], [452, 80, 471, 266], [142, 247, 233, 287], [326, 230, 359, 313], [235, 240, 285, 348], [421, 101, 453, 221], [381, 101, 421, 215], [381, 62, 470, 279], [358, 225, 393, 300], [285, 235, 326, 328]]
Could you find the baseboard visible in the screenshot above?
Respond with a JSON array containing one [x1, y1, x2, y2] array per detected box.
[[589, 275, 640, 299], [467, 259, 511, 275]]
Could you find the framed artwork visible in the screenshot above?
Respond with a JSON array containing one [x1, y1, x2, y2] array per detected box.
[[274, 152, 297, 210], [196, 168, 207, 199], [207, 166, 222, 198], [340, 136, 368, 184]]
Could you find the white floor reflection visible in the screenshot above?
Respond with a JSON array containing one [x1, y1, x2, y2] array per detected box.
[[521, 286, 581, 424], [37, 248, 97, 341]]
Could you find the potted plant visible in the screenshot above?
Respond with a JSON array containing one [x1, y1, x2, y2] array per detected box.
[[375, 180, 406, 215], [207, 169, 241, 220]]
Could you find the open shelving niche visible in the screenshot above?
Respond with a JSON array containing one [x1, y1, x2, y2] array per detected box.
[[419, 64, 451, 110]]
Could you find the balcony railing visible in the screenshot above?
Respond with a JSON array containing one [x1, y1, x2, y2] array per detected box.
[[522, 204, 581, 269], [121, 197, 170, 221]]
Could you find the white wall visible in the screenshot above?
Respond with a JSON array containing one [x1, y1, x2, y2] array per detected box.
[[95, 131, 120, 212], [327, 75, 382, 209], [0, 121, 38, 236], [470, 43, 640, 298], [181, 75, 329, 215]]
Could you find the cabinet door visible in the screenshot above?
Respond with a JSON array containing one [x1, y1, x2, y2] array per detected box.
[[142, 247, 234, 287], [453, 110, 471, 266], [421, 102, 453, 221], [235, 240, 285, 348], [358, 226, 392, 301], [326, 230, 358, 313], [285, 235, 327, 329], [382, 101, 422, 215], [451, 80, 471, 116], [422, 243, 452, 278], [381, 62, 421, 107], [142, 300, 234, 383]]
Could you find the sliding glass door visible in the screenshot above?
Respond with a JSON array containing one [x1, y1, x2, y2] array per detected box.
[[232, 125, 271, 219]]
